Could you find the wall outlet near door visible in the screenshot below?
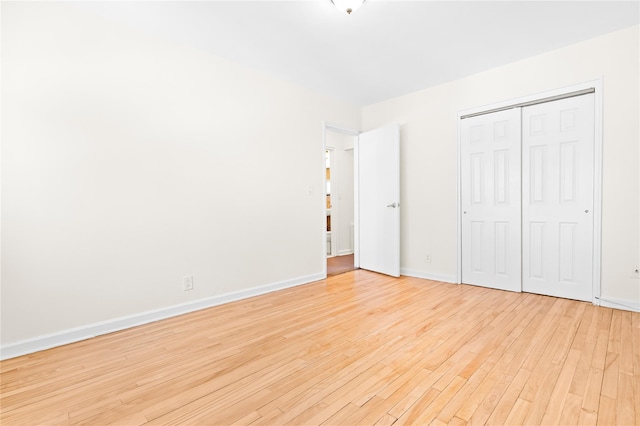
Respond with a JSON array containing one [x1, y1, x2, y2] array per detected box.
[[425, 253, 432, 264], [183, 275, 194, 291]]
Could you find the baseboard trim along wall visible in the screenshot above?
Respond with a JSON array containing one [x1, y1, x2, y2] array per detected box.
[[400, 268, 457, 284], [595, 296, 640, 312], [401, 269, 640, 313], [0, 273, 325, 361]]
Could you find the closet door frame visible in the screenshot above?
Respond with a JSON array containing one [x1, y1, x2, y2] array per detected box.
[[456, 79, 603, 305]]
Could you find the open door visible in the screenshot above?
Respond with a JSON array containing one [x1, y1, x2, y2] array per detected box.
[[357, 124, 400, 277]]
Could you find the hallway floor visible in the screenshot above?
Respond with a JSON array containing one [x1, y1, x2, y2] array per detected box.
[[327, 254, 355, 276]]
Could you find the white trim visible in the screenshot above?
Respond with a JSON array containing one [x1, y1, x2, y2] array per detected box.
[[353, 135, 360, 269], [337, 249, 354, 256], [323, 122, 360, 271], [591, 79, 604, 306], [457, 80, 602, 118], [456, 79, 603, 303], [322, 123, 328, 276], [324, 122, 360, 136], [325, 147, 338, 257], [455, 110, 463, 284], [400, 268, 457, 284], [594, 297, 640, 313], [0, 273, 324, 360]]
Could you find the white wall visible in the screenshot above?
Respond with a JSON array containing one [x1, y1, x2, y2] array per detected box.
[[2, 3, 638, 357], [326, 131, 355, 256], [362, 25, 640, 307], [1, 2, 360, 349]]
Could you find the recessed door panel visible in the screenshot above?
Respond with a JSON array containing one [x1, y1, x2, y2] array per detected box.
[[495, 222, 509, 276], [559, 142, 577, 203], [471, 153, 484, 204], [461, 108, 521, 292], [559, 222, 577, 282], [529, 222, 545, 279], [522, 94, 594, 301], [494, 150, 509, 204], [530, 145, 546, 203], [471, 221, 484, 272]]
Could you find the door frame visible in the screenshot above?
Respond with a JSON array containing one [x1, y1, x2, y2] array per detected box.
[[325, 147, 337, 257], [456, 79, 603, 304], [322, 122, 360, 277]]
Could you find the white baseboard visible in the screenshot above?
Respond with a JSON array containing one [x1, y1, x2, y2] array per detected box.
[[337, 249, 354, 256], [594, 296, 640, 312], [400, 268, 457, 284], [0, 272, 325, 360]]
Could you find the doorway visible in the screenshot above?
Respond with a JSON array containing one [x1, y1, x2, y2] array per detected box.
[[458, 81, 602, 303], [324, 126, 356, 276], [323, 122, 402, 278]]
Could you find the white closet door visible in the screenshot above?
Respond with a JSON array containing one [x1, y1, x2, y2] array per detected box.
[[522, 94, 595, 301], [461, 109, 521, 292]]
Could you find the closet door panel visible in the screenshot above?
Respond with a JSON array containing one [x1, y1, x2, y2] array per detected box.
[[522, 94, 595, 301], [461, 109, 521, 292]]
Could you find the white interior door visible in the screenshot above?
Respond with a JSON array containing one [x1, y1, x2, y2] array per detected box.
[[358, 123, 400, 277], [522, 94, 595, 301], [461, 109, 521, 292]]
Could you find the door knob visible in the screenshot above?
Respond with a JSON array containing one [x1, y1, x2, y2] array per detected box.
[[387, 202, 397, 208]]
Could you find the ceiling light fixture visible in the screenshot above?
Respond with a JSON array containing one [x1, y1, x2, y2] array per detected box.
[[331, 0, 366, 15]]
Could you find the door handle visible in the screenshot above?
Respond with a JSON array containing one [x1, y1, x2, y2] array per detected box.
[[387, 202, 397, 208]]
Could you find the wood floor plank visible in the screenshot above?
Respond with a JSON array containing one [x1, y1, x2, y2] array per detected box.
[[403, 376, 466, 425], [317, 402, 360, 425], [229, 410, 260, 426], [557, 392, 583, 426], [503, 397, 531, 425], [393, 387, 441, 425], [1, 270, 638, 425], [484, 368, 531, 425], [466, 372, 514, 425], [538, 347, 582, 425], [633, 313, 640, 426], [519, 301, 594, 424], [248, 408, 284, 426], [569, 304, 599, 397], [353, 369, 433, 425], [579, 409, 598, 426], [619, 311, 635, 376], [582, 316, 612, 414], [295, 363, 391, 424], [387, 369, 440, 419], [373, 413, 397, 426], [616, 372, 636, 425], [596, 395, 616, 426], [601, 351, 620, 399], [436, 295, 545, 423]]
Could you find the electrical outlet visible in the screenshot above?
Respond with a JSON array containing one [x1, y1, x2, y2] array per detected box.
[[425, 253, 432, 264], [183, 275, 194, 291]]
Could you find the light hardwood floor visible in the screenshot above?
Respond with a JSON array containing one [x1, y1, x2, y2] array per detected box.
[[1, 270, 638, 425]]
